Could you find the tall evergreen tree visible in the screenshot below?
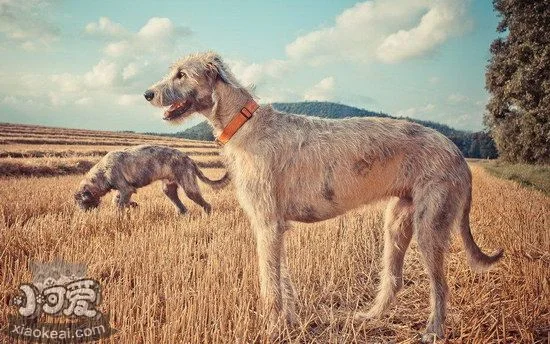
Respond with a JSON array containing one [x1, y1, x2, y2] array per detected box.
[[485, 0, 550, 164]]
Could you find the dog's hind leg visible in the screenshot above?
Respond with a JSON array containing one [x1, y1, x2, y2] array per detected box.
[[414, 185, 458, 342], [162, 181, 187, 214], [356, 197, 414, 320], [178, 174, 212, 214]]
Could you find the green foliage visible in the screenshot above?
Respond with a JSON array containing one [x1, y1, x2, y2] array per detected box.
[[159, 101, 498, 159], [476, 160, 550, 195], [485, 0, 550, 164], [175, 122, 215, 141], [271, 101, 388, 119]]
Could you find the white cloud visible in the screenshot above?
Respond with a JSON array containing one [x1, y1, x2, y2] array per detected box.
[[51, 73, 82, 93], [75, 97, 92, 105], [117, 94, 141, 106], [377, 1, 472, 63], [447, 93, 468, 104], [424, 103, 436, 112], [11, 16, 189, 111], [48, 91, 66, 107], [304, 77, 336, 101], [89, 17, 191, 58], [2, 95, 18, 105], [396, 103, 435, 117], [255, 87, 301, 104], [137, 17, 174, 40], [429, 76, 440, 84], [286, 0, 472, 65], [85, 17, 127, 37], [84, 60, 119, 88], [196, 0, 471, 105], [226, 59, 290, 86], [0, 0, 59, 50], [104, 41, 130, 57], [475, 98, 488, 107], [48, 60, 119, 106], [21, 41, 37, 51], [122, 62, 139, 80], [447, 112, 482, 131]]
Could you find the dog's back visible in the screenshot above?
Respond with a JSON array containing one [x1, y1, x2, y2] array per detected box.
[[99, 145, 188, 188]]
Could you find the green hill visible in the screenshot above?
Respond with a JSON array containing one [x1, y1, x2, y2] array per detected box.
[[159, 101, 498, 159]]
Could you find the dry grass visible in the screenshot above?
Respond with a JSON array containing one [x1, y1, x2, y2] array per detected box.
[[0, 124, 548, 343], [0, 144, 219, 158], [0, 156, 223, 177], [0, 166, 548, 343], [0, 136, 215, 148], [0, 124, 221, 177], [0, 122, 212, 146], [0, 122, 215, 149], [2, 144, 217, 154]]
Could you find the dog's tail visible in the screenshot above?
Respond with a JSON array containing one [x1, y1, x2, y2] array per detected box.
[[459, 193, 504, 272], [193, 164, 230, 190]]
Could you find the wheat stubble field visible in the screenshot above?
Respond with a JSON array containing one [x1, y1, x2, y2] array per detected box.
[[0, 123, 549, 343]]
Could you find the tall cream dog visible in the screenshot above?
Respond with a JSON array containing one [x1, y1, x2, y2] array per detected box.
[[144, 52, 503, 342]]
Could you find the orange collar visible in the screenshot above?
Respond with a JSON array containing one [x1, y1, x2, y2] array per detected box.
[[215, 99, 259, 145]]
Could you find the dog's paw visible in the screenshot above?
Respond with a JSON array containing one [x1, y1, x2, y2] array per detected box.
[[283, 309, 299, 327], [353, 308, 382, 322], [420, 332, 439, 343]]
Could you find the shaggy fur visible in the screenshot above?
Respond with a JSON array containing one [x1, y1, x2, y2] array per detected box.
[[74, 144, 229, 214], [145, 52, 503, 342]]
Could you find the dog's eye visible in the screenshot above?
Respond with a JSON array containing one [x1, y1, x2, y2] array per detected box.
[[177, 71, 186, 79]]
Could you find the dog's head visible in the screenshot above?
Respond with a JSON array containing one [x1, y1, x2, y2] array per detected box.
[[74, 183, 100, 211], [144, 52, 241, 123]]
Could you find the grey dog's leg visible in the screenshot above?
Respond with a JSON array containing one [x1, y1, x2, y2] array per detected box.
[[178, 174, 212, 214], [112, 191, 121, 206], [253, 217, 285, 332], [280, 251, 298, 326], [112, 190, 138, 207], [358, 197, 414, 320], [184, 188, 211, 214], [162, 181, 187, 214], [414, 186, 458, 342], [114, 186, 135, 209]]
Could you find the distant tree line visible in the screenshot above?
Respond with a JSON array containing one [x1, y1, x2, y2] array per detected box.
[[152, 101, 497, 159]]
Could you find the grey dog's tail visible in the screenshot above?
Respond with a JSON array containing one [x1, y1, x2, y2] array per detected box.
[[459, 193, 504, 272], [193, 164, 230, 190]]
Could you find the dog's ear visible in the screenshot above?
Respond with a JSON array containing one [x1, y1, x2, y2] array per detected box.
[[207, 55, 240, 88]]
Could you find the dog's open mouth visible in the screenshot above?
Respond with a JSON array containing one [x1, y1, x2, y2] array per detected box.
[[163, 100, 192, 121]]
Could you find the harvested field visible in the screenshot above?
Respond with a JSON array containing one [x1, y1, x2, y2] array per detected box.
[[0, 124, 548, 343]]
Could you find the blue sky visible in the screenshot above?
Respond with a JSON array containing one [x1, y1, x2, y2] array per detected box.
[[0, 0, 500, 133]]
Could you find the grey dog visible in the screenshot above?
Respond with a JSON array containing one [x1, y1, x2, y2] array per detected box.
[[144, 52, 503, 342], [74, 144, 229, 214]]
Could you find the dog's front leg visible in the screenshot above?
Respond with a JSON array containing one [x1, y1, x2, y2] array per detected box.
[[252, 216, 285, 333], [281, 252, 298, 326], [115, 187, 135, 209], [112, 191, 120, 206]]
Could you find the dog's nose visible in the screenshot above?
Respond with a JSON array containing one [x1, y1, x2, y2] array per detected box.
[[144, 90, 155, 101]]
